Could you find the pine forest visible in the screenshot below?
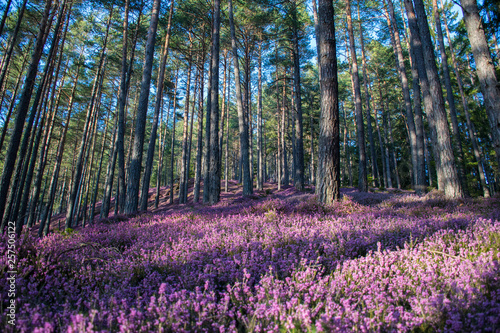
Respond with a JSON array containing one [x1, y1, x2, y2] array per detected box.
[[1, 0, 500, 331]]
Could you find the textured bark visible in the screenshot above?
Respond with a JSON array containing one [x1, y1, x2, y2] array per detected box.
[[207, 0, 221, 204], [0, 0, 52, 232], [385, 0, 421, 192], [140, 1, 174, 211], [225, 69, 231, 192], [316, 0, 340, 204], [411, 0, 463, 198], [229, 0, 252, 196], [442, 8, 490, 197], [346, 0, 367, 192], [124, 0, 161, 214], [460, 0, 500, 171], [433, 0, 468, 195]]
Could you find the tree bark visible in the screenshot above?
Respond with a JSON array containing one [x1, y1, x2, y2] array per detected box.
[[0, 0, 52, 232], [229, 0, 252, 196], [433, 0, 468, 195], [140, 1, 174, 211], [411, 0, 463, 198], [385, 0, 421, 192], [124, 0, 161, 214], [316, 0, 340, 203], [346, 0, 368, 192], [460, 0, 500, 172]]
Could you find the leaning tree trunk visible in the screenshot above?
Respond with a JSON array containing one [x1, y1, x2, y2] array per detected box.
[[346, 0, 367, 192], [460, 0, 500, 172], [228, 0, 252, 196], [0, 0, 52, 232], [442, 9, 490, 197], [65, 8, 111, 228], [140, 1, 174, 211], [316, 0, 340, 204], [124, 0, 161, 214]]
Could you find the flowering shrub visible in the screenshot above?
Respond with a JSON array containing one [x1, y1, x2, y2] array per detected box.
[[1, 188, 499, 332]]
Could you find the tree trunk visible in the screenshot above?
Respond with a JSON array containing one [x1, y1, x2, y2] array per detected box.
[[124, 0, 161, 214], [433, 0, 468, 195], [409, 0, 463, 198], [170, 73, 179, 204], [257, 42, 264, 190], [316, 0, 340, 203], [0, 0, 52, 232], [346, 0, 368, 192], [179, 50, 193, 204], [140, 1, 173, 211], [460, 0, 500, 172], [0, 0, 12, 37], [291, 0, 304, 191], [65, 8, 111, 228], [385, 0, 421, 192], [193, 45, 206, 203], [228, 0, 252, 196], [442, 7, 490, 197], [207, 0, 221, 205]]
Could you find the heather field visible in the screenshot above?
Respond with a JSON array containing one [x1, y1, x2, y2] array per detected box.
[[2, 185, 500, 332]]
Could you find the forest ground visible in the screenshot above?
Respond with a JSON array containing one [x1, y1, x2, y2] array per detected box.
[[1, 182, 500, 332]]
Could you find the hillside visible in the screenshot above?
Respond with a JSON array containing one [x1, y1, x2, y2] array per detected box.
[[1, 185, 500, 332]]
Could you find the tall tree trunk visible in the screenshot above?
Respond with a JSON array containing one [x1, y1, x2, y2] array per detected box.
[[0, 0, 12, 37], [460, 0, 500, 172], [225, 70, 230, 192], [140, 1, 174, 211], [257, 42, 264, 190], [385, 0, 422, 192], [433, 0, 468, 195], [442, 7, 490, 197], [316, 0, 340, 203], [124, 0, 161, 214], [65, 8, 111, 228], [170, 73, 178, 204], [291, 0, 304, 191], [410, 0, 463, 198], [228, 0, 252, 196], [0, 0, 52, 232], [193, 45, 206, 203], [0, 0, 28, 96], [346, 0, 368, 192], [179, 50, 193, 204], [358, 4, 379, 188], [207, 0, 221, 205], [115, 0, 130, 214], [0, 46, 30, 154]]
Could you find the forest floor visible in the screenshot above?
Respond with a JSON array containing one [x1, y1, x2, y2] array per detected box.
[[2, 182, 500, 332]]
